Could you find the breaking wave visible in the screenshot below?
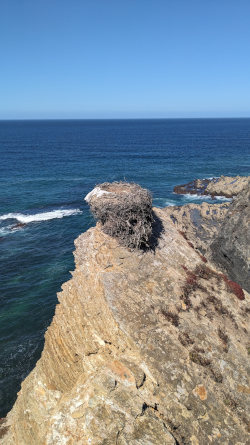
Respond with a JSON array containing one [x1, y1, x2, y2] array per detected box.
[[184, 193, 231, 202], [0, 208, 82, 224]]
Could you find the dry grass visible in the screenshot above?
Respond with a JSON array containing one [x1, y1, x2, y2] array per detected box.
[[88, 181, 153, 249]]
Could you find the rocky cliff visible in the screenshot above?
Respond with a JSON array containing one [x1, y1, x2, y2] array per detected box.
[[1, 204, 249, 444], [210, 186, 250, 293], [162, 201, 230, 254], [164, 182, 250, 293]]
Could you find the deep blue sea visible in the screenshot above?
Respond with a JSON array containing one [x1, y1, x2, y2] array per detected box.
[[0, 118, 249, 416]]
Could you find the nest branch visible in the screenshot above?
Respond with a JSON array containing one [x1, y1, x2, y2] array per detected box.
[[87, 181, 153, 249]]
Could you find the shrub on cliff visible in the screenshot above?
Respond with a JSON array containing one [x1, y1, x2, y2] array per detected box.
[[85, 181, 153, 249]]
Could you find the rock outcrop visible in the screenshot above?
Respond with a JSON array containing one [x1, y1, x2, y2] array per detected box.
[[210, 186, 250, 293], [164, 183, 250, 294], [1, 206, 249, 444], [174, 175, 249, 198], [163, 202, 230, 254]]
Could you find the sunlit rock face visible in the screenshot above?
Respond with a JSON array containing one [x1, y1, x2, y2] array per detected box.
[[162, 201, 230, 254], [1, 205, 249, 444], [174, 175, 250, 198]]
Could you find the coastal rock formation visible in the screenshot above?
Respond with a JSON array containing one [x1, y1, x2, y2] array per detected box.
[[210, 186, 250, 293], [2, 205, 249, 444], [174, 175, 249, 198], [163, 202, 230, 254], [164, 183, 250, 294]]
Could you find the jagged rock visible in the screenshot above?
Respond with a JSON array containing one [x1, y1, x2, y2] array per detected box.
[[174, 175, 249, 198], [2, 207, 249, 444], [206, 176, 249, 197], [210, 186, 250, 293], [162, 201, 230, 254]]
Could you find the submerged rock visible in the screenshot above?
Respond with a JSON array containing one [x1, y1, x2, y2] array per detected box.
[[11, 223, 26, 230], [2, 200, 249, 444]]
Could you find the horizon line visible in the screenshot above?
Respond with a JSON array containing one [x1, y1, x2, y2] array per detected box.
[[0, 116, 250, 121]]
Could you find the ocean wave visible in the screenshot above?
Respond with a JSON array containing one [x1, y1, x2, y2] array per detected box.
[[184, 193, 231, 202], [154, 198, 176, 207], [0, 208, 82, 224], [214, 196, 232, 201], [184, 193, 210, 200], [203, 176, 220, 180], [163, 201, 175, 206], [0, 225, 15, 236]]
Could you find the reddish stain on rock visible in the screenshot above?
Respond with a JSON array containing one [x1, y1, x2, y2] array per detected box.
[[222, 275, 245, 300], [110, 360, 135, 383], [199, 254, 208, 263], [193, 384, 207, 400]]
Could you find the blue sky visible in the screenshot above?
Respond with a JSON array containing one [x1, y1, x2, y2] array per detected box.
[[1, 0, 250, 118]]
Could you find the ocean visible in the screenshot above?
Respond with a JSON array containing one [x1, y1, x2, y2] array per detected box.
[[0, 118, 249, 416]]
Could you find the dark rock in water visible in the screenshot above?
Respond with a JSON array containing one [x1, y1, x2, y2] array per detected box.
[[11, 223, 26, 230], [174, 175, 249, 198], [210, 186, 250, 292], [174, 178, 211, 196]]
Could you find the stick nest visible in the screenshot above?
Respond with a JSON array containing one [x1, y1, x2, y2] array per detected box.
[[87, 182, 153, 249]]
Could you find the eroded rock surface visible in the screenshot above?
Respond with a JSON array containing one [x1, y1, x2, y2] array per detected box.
[[163, 202, 230, 254], [174, 175, 249, 198], [210, 186, 250, 293], [2, 209, 249, 444]]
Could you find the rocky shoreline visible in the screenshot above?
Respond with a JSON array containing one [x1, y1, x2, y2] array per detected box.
[[1, 176, 249, 444], [174, 175, 249, 198]]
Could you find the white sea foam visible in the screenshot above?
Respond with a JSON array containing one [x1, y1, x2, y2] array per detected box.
[[163, 201, 175, 206], [203, 176, 219, 180], [184, 193, 231, 202], [0, 226, 14, 236], [214, 196, 232, 201], [0, 208, 82, 224], [154, 198, 176, 207], [184, 193, 209, 200]]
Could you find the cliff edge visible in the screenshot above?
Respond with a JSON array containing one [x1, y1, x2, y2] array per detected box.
[[1, 202, 249, 444]]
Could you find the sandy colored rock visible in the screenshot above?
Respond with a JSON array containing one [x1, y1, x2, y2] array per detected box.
[[163, 201, 230, 254], [206, 175, 249, 197], [174, 175, 249, 198], [1, 209, 249, 444]]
